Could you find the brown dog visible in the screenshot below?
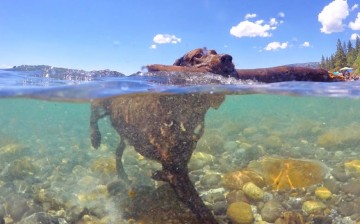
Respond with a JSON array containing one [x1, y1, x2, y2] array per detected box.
[[148, 48, 344, 82], [91, 93, 224, 223], [148, 48, 239, 78]]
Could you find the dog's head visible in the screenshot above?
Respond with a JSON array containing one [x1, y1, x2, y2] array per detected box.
[[173, 48, 237, 77]]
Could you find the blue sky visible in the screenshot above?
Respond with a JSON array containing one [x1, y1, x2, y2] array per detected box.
[[0, 0, 360, 74]]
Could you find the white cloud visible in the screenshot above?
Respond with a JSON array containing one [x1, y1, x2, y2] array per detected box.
[[301, 41, 310, 47], [278, 12, 285, 18], [349, 12, 360, 30], [318, 0, 349, 34], [230, 20, 272, 37], [351, 4, 359, 11], [255, 20, 264, 25], [269, 18, 278, 26], [350, 33, 360, 40], [264, 42, 288, 51], [153, 34, 181, 44], [245, 13, 257, 19], [230, 13, 283, 38], [150, 44, 157, 49]]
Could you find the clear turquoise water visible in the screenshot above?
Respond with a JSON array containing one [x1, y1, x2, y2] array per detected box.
[[1, 67, 360, 223]]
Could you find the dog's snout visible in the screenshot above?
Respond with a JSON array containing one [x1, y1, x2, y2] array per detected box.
[[221, 54, 232, 63]]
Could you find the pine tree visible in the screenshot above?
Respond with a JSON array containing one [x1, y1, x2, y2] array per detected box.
[[334, 39, 347, 69], [354, 52, 360, 75], [320, 55, 326, 69], [330, 54, 336, 70], [355, 36, 360, 53], [347, 40, 356, 66]]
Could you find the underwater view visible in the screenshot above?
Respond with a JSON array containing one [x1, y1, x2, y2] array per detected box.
[[0, 67, 360, 224], [2, 0, 360, 223]]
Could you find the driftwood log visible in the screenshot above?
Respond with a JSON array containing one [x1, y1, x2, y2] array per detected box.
[[147, 48, 344, 82]]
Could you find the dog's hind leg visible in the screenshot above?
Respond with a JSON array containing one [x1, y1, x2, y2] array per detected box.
[[90, 102, 108, 149], [115, 137, 129, 182], [153, 165, 217, 224]]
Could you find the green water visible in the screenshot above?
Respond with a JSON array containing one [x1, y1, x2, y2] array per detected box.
[[1, 94, 360, 223]]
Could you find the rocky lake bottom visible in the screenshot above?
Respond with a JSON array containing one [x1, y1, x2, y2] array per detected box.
[[0, 94, 360, 224]]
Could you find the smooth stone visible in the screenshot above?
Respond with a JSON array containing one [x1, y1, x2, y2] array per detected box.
[[226, 190, 249, 204], [323, 178, 340, 194], [242, 182, 264, 201], [302, 200, 326, 214], [342, 179, 360, 195], [224, 141, 238, 152], [338, 201, 356, 216], [213, 201, 227, 216], [188, 152, 214, 171], [200, 173, 222, 189], [17, 212, 66, 224], [334, 150, 344, 157], [260, 200, 284, 223], [315, 186, 332, 200], [344, 160, 360, 175], [243, 127, 257, 136], [226, 201, 254, 224], [331, 167, 349, 182], [222, 171, 251, 190], [239, 142, 252, 150], [0, 205, 5, 217], [263, 135, 282, 148], [6, 196, 30, 221], [202, 192, 225, 204]]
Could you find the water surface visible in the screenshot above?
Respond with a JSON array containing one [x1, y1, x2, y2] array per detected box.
[[0, 66, 360, 223]]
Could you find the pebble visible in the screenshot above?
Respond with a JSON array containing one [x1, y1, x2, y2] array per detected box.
[[224, 141, 238, 152], [315, 186, 332, 200], [213, 201, 227, 215], [226, 201, 254, 224], [242, 182, 264, 201], [338, 201, 356, 216], [260, 200, 284, 223], [6, 195, 31, 221], [0, 204, 5, 217], [331, 167, 349, 182], [344, 160, 360, 175], [17, 212, 67, 224], [342, 179, 360, 195], [200, 173, 222, 189], [222, 171, 251, 190], [243, 127, 257, 136], [202, 191, 225, 204], [302, 200, 326, 214], [188, 152, 214, 171], [226, 190, 249, 204], [323, 178, 340, 194]]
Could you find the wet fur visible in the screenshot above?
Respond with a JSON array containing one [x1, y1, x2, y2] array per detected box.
[[90, 93, 224, 223]]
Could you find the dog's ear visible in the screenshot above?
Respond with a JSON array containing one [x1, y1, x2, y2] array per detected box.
[[208, 49, 217, 55], [173, 57, 184, 66]]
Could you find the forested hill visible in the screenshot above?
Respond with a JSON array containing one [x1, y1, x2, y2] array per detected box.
[[320, 36, 360, 74]]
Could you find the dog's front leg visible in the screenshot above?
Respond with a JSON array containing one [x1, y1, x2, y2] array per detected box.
[[152, 165, 218, 224]]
